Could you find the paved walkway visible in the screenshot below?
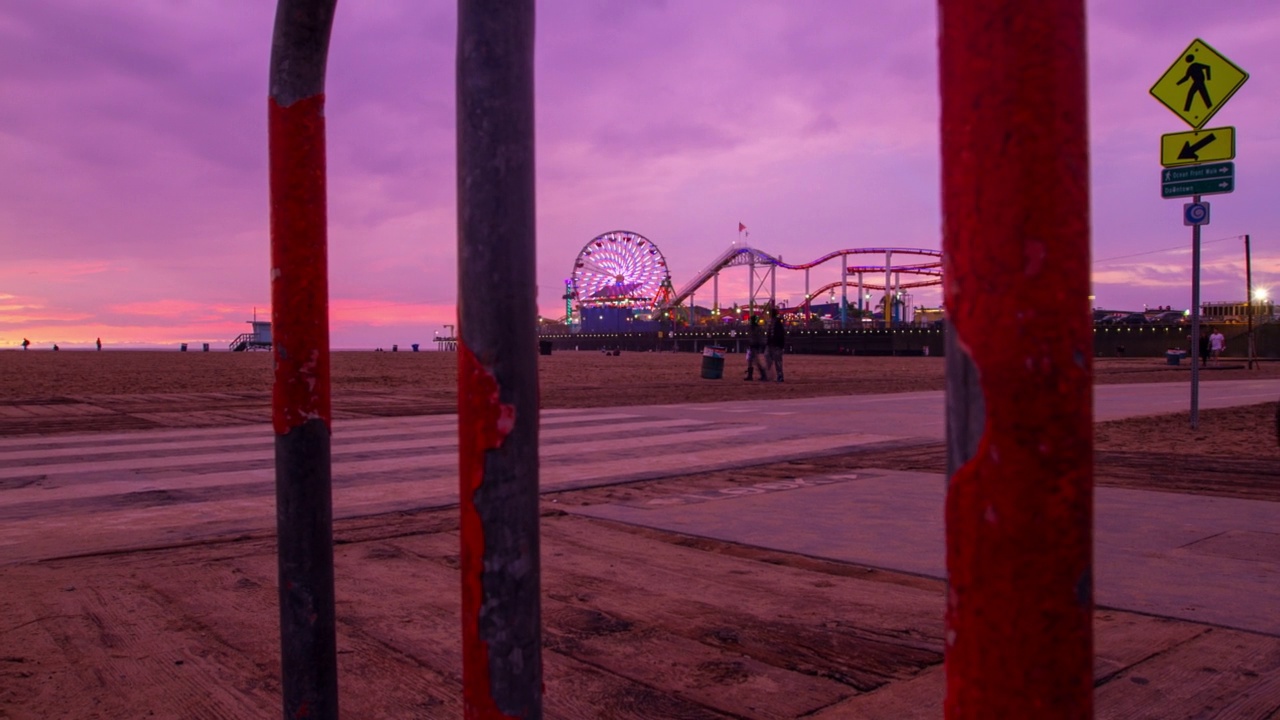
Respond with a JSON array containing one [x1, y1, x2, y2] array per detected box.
[[571, 468, 1280, 636], [2, 377, 1277, 594]]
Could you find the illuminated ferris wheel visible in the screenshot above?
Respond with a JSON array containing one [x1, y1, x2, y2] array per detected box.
[[570, 230, 671, 309]]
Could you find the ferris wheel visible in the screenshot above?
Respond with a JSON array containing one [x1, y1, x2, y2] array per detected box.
[[570, 230, 671, 309]]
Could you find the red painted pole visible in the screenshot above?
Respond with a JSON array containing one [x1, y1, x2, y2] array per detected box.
[[940, 0, 1094, 717], [457, 1, 542, 717], [268, 1, 339, 718]]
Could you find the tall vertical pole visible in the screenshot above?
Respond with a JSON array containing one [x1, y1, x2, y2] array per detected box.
[[457, 1, 542, 716], [1245, 234, 1254, 370], [713, 272, 719, 318], [268, 1, 339, 718], [940, 0, 1093, 717], [1190, 198, 1202, 428], [884, 251, 893, 325], [770, 261, 777, 308], [857, 271, 864, 314], [840, 258, 848, 328], [804, 268, 810, 320]]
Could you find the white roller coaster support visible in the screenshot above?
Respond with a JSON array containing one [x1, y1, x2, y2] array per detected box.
[[748, 254, 755, 312], [884, 250, 893, 324], [804, 268, 810, 319], [771, 257, 777, 308], [840, 257, 848, 328], [857, 271, 864, 314]]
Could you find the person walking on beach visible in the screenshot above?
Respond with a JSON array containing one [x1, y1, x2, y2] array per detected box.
[[1209, 327, 1226, 364], [744, 313, 768, 381], [1196, 326, 1210, 367], [21, 338, 29, 350], [96, 338, 102, 351], [765, 306, 786, 383]]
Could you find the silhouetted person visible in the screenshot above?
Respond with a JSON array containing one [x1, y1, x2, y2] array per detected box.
[[1177, 54, 1212, 112], [52, 344, 59, 351], [21, 338, 29, 350], [96, 337, 102, 351], [744, 314, 767, 381], [765, 306, 786, 382]]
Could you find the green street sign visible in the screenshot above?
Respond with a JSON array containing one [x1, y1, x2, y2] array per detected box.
[[1162, 177, 1234, 198], [1162, 161, 1233, 182], [1161, 161, 1233, 198]]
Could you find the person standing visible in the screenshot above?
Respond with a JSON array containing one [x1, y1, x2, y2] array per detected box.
[[96, 337, 102, 351], [765, 306, 786, 383], [744, 313, 768, 381], [1209, 326, 1226, 364], [21, 338, 29, 350], [1196, 326, 1210, 367]]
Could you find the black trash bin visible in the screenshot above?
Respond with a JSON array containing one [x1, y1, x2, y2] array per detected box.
[[700, 346, 726, 379], [539, 340, 553, 356]]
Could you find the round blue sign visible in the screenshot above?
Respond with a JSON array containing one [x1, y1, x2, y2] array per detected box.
[[1183, 201, 1210, 226]]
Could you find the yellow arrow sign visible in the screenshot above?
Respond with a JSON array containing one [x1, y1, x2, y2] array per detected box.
[[1150, 39, 1248, 129], [1161, 126, 1236, 167]]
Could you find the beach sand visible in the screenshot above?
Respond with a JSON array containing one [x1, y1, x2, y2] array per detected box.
[[2, 350, 1278, 718], [2, 349, 1277, 458]]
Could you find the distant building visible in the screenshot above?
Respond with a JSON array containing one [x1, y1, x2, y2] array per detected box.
[[1201, 300, 1274, 323], [230, 319, 272, 351]]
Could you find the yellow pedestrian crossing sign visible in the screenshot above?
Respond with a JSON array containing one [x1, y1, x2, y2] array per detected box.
[[1150, 39, 1248, 129]]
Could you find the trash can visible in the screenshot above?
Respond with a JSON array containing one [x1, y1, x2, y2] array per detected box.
[[180, 343, 188, 352], [539, 340, 553, 356], [202, 343, 210, 352], [700, 346, 726, 379], [411, 343, 419, 352], [1166, 350, 1185, 365]]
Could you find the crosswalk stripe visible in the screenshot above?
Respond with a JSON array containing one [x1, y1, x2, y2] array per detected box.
[[0, 413, 685, 474]]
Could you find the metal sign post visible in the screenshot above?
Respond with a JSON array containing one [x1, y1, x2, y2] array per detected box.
[[1152, 39, 1248, 429], [1189, 196, 1202, 428]]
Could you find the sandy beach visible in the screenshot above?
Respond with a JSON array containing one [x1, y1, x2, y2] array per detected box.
[[3, 349, 1277, 457], [2, 350, 1278, 718]]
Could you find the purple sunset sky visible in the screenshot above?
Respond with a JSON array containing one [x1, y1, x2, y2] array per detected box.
[[2, 1, 1277, 348]]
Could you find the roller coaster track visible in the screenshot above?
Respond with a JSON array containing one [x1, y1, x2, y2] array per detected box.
[[663, 245, 943, 309]]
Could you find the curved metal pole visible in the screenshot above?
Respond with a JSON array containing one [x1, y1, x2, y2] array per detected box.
[[941, 0, 1093, 716], [268, 1, 339, 718], [457, 1, 542, 716]]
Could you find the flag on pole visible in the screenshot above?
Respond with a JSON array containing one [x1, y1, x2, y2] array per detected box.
[[738, 222, 747, 233]]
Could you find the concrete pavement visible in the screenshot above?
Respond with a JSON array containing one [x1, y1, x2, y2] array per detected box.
[[2, 377, 1278, 635], [570, 468, 1280, 636]]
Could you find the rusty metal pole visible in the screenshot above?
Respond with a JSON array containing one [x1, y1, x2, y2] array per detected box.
[[456, 1, 542, 717], [267, 1, 339, 718], [940, 0, 1094, 717]]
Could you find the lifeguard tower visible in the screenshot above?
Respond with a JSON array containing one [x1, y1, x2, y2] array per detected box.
[[230, 318, 272, 352]]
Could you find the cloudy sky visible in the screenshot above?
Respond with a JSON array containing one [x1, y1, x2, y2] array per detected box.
[[2, 1, 1277, 348]]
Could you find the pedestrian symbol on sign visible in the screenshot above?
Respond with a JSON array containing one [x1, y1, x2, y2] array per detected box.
[[1177, 54, 1212, 113]]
